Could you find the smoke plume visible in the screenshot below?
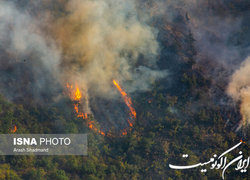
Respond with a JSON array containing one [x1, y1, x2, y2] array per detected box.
[[0, 1, 61, 103], [0, 0, 167, 130], [1, 0, 249, 131], [227, 56, 250, 129], [50, 0, 166, 99], [0, 0, 166, 101]]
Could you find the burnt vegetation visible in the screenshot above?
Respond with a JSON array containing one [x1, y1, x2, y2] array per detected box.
[[0, 0, 249, 180]]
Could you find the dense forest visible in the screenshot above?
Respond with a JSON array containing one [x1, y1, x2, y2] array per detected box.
[[0, 0, 249, 179]]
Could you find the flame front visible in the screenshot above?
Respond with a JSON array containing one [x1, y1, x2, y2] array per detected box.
[[74, 88, 82, 101], [112, 80, 136, 119], [10, 125, 17, 133], [67, 80, 136, 136], [67, 83, 105, 136], [113, 80, 136, 132]]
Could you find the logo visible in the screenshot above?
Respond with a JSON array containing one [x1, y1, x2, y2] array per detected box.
[[169, 141, 249, 179]]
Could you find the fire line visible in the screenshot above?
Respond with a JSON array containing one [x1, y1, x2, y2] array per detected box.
[[67, 80, 136, 136], [10, 125, 17, 133]]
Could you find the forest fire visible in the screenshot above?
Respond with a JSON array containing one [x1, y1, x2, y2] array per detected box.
[[67, 80, 136, 136], [112, 80, 136, 119], [67, 83, 105, 135], [112, 80, 136, 131], [74, 88, 82, 101], [10, 125, 17, 133]]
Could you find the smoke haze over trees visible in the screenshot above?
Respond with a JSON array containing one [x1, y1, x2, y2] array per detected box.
[[0, 0, 249, 179]]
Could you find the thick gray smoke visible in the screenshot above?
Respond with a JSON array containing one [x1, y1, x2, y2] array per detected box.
[[0, 0, 167, 131], [1, 0, 249, 131], [0, 0, 167, 103], [227, 56, 250, 129], [50, 0, 167, 100], [0, 1, 61, 103]]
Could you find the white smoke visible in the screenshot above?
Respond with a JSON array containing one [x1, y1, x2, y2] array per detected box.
[[0, 1, 61, 102], [227, 56, 250, 129]]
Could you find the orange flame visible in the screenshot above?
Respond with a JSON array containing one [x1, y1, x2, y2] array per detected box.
[[112, 80, 137, 135], [10, 125, 17, 133], [67, 80, 136, 137], [67, 83, 105, 136], [240, 139, 246, 144], [74, 88, 82, 101], [122, 132, 127, 135], [77, 113, 88, 119], [113, 79, 136, 119], [74, 104, 79, 113]]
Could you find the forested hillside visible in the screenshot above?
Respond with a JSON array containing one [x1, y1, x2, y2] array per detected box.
[[0, 0, 249, 179]]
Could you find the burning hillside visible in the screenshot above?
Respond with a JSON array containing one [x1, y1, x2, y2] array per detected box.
[[67, 80, 136, 136], [0, 0, 249, 179], [0, 0, 249, 135]]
